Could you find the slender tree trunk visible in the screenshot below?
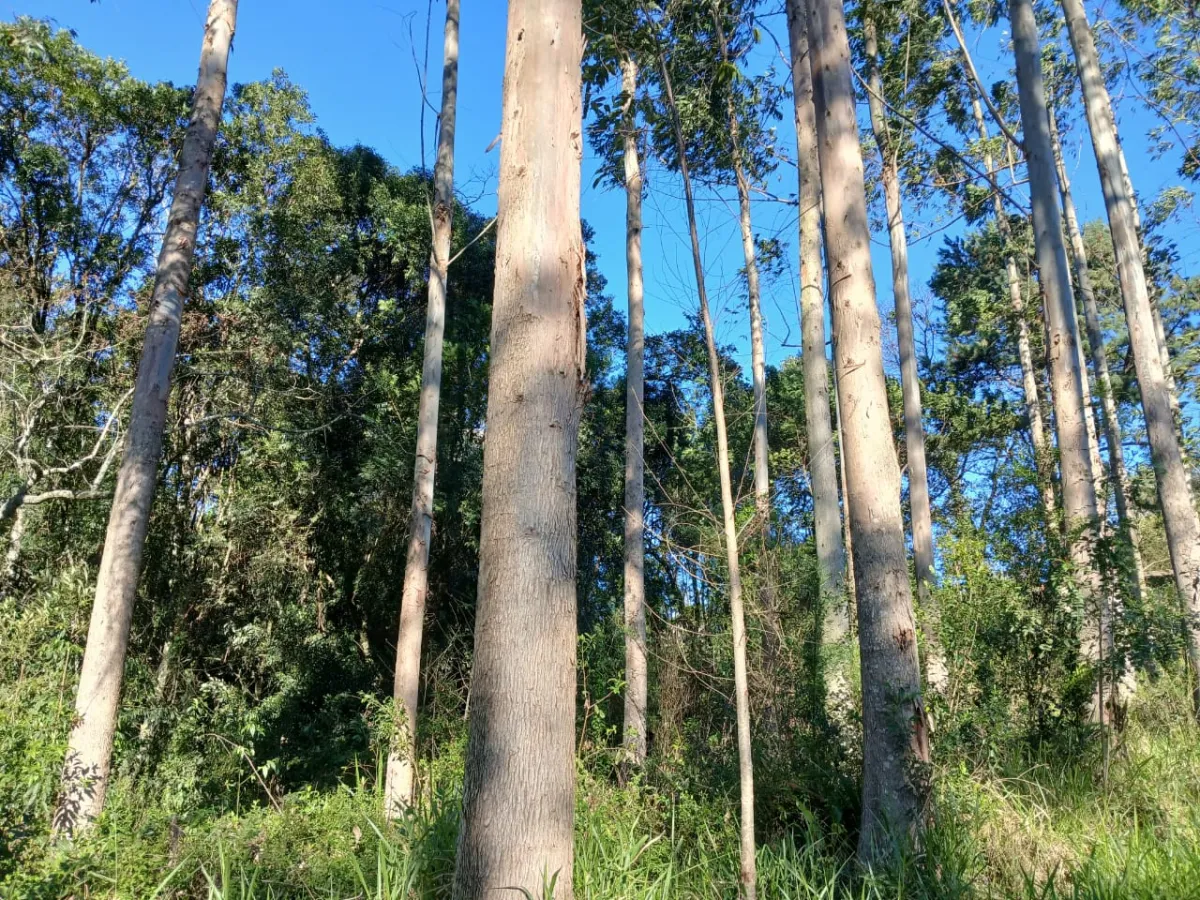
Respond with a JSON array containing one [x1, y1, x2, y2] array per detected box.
[[3, 505, 26, 583], [450, 1, 585, 894], [1008, 0, 1109, 714], [619, 55, 648, 772], [862, 19, 946, 694], [53, 0, 237, 837], [1060, 0, 1200, 717], [659, 47, 758, 900], [1048, 104, 1147, 604], [966, 87, 1057, 520], [785, 0, 848, 642], [805, 0, 930, 863], [385, 0, 460, 818]]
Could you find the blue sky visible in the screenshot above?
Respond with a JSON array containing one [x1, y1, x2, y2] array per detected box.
[[7, 0, 1197, 381]]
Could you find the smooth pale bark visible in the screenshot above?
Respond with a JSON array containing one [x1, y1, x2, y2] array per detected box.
[[967, 88, 1056, 518], [451, 0, 585, 895], [659, 47, 758, 900], [620, 56, 648, 770], [805, 0, 930, 863], [1048, 104, 1147, 603], [53, 0, 237, 837], [1060, 0, 1200, 717], [1008, 0, 1109, 711], [862, 19, 946, 694], [385, 0, 460, 818], [784, 0, 848, 642]]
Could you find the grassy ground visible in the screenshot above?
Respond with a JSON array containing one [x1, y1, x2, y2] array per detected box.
[[4, 677, 1198, 899]]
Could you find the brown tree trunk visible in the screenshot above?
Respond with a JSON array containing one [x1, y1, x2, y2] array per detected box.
[[385, 0, 460, 818], [53, 0, 237, 837], [805, 0, 930, 863], [620, 55, 648, 771], [659, 46, 758, 900], [862, 18, 946, 694], [1008, 0, 1109, 714], [1060, 0, 1200, 717], [1048, 104, 1147, 604], [450, 0, 585, 894], [785, 0, 849, 644]]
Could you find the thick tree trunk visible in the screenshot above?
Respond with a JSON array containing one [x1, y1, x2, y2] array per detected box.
[[1060, 0, 1200, 717], [784, 0, 848, 642], [1008, 0, 1109, 713], [1048, 104, 1147, 604], [450, 1, 585, 895], [805, 0, 930, 863], [659, 48, 758, 900], [53, 0, 237, 837], [385, 0, 460, 818], [862, 19, 946, 694], [619, 55, 648, 771]]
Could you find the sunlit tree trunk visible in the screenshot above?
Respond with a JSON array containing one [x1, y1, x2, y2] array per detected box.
[[862, 18, 946, 694], [53, 0, 237, 837], [451, 0, 585, 894], [385, 0, 460, 818], [1048, 103, 1147, 605], [806, 0, 930, 863], [1008, 0, 1109, 716], [785, 0, 848, 643], [659, 45, 758, 900], [1060, 0, 1200, 718], [619, 54, 648, 771]]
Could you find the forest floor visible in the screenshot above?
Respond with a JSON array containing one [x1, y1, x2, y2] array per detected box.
[[4, 676, 1199, 899]]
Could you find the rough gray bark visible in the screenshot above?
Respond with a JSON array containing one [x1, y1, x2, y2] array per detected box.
[[1048, 103, 1147, 604], [784, 0, 848, 642], [967, 87, 1056, 519], [450, 0, 585, 894], [1008, 0, 1109, 709], [659, 45, 758, 900], [620, 55, 648, 771], [862, 18, 946, 694], [385, 0, 460, 818], [53, 0, 237, 837], [805, 0, 930, 863], [1060, 0, 1200, 717]]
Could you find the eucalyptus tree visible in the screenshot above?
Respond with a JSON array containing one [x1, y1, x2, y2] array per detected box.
[[805, 0, 930, 863], [1006, 0, 1110, 719], [385, 0, 461, 817], [1059, 0, 1200, 717], [54, 0, 238, 837], [783, 0, 849, 645], [451, 0, 586, 895], [653, 4, 759, 891]]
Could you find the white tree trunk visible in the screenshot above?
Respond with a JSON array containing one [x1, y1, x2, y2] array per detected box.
[[862, 18, 946, 694], [659, 47, 758, 900], [1060, 0, 1200, 717], [785, 0, 848, 644], [385, 0, 460, 819], [53, 0, 237, 837], [619, 55, 648, 771], [805, 0, 930, 863]]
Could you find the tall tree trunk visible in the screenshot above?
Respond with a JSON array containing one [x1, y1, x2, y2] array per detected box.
[[619, 55, 648, 772], [385, 0, 460, 818], [805, 0, 930, 863], [659, 46, 758, 900], [1060, 0, 1200, 717], [1048, 103, 1147, 604], [53, 0, 237, 837], [785, 0, 848, 644], [1008, 0, 1109, 714], [862, 18, 946, 694], [450, 0, 585, 894]]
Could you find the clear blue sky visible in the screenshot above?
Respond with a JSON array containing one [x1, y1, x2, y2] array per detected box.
[[6, 0, 1198, 379]]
